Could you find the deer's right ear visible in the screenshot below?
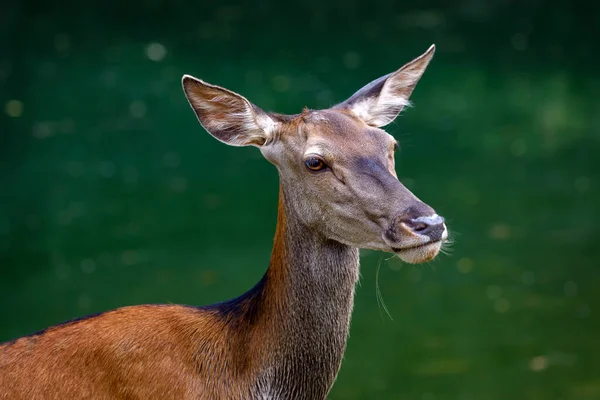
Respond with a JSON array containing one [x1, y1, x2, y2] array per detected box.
[[182, 75, 277, 147], [334, 45, 435, 128]]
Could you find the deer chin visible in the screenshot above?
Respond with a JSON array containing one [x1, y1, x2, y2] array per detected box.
[[392, 240, 443, 264]]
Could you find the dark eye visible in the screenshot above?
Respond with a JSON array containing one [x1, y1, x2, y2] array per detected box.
[[305, 157, 327, 172]]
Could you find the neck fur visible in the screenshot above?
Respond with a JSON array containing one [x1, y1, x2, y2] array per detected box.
[[216, 186, 360, 398], [268, 185, 360, 307]]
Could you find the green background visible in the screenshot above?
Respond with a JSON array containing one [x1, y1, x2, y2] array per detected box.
[[1, 1, 599, 399]]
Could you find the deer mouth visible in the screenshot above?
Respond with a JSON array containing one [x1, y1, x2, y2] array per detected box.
[[391, 240, 442, 252], [392, 240, 443, 264]]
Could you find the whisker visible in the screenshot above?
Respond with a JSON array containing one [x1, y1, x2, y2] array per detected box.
[[376, 256, 394, 321], [439, 228, 457, 256], [384, 253, 397, 262], [439, 241, 455, 256]]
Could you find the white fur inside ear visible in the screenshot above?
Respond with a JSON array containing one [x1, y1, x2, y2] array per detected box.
[[349, 96, 411, 127], [255, 113, 277, 139], [186, 85, 276, 146], [342, 46, 434, 127], [349, 67, 429, 127]]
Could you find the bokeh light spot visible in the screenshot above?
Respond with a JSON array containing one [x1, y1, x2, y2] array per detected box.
[[5, 100, 23, 118], [529, 355, 548, 371], [272, 75, 291, 92], [80, 259, 96, 274], [510, 139, 527, 156], [130, 101, 147, 118], [494, 298, 510, 313], [146, 42, 167, 62], [343, 51, 362, 69], [574, 176, 590, 193], [457, 257, 474, 273], [486, 285, 502, 300], [162, 152, 181, 168], [521, 270, 535, 286], [564, 281, 578, 297], [489, 223, 511, 240], [511, 33, 528, 51], [54, 33, 71, 53]]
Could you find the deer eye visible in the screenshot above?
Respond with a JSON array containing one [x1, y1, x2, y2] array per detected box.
[[305, 157, 327, 172]]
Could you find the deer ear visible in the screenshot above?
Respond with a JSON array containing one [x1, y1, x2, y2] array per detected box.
[[335, 45, 435, 128], [182, 75, 277, 147]]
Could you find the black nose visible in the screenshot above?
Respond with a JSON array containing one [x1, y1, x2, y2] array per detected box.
[[402, 215, 446, 241]]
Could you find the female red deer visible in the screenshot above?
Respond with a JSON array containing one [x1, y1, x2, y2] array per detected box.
[[0, 45, 447, 399]]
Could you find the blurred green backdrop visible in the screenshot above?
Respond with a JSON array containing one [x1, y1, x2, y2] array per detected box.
[[1, 0, 599, 399]]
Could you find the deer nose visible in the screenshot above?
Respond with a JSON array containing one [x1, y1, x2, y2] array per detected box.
[[402, 214, 446, 241]]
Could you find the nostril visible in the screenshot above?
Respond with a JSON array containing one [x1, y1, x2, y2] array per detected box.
[[407, 221, 428, 232], [401, 215, 446, 240]]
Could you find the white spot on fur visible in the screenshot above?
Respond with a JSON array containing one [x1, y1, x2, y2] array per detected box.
[[413, 214, 443, 225], [307, 111, 328, 122], [304, 146, 327, 157]]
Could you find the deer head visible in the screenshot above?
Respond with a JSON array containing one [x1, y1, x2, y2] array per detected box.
[[182, 45, 447, 264]]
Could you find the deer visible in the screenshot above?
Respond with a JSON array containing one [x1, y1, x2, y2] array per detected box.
[[0, 45, 447, 399]]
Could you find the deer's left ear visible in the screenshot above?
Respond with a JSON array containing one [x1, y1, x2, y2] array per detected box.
[[335, 45, 435, 128], [182, 75, 277, 147]]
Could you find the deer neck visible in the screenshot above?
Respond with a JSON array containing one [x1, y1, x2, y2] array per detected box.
[[197, 185, 360, 397], [267, 184, 360, 318], [249, 185, 360, 396]]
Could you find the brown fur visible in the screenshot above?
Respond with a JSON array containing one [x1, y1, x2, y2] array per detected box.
[[1, 305, 230, 398], [0, 190, 357, 399], [0, 46, 445, 399], [0, 197, 274, 399]]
